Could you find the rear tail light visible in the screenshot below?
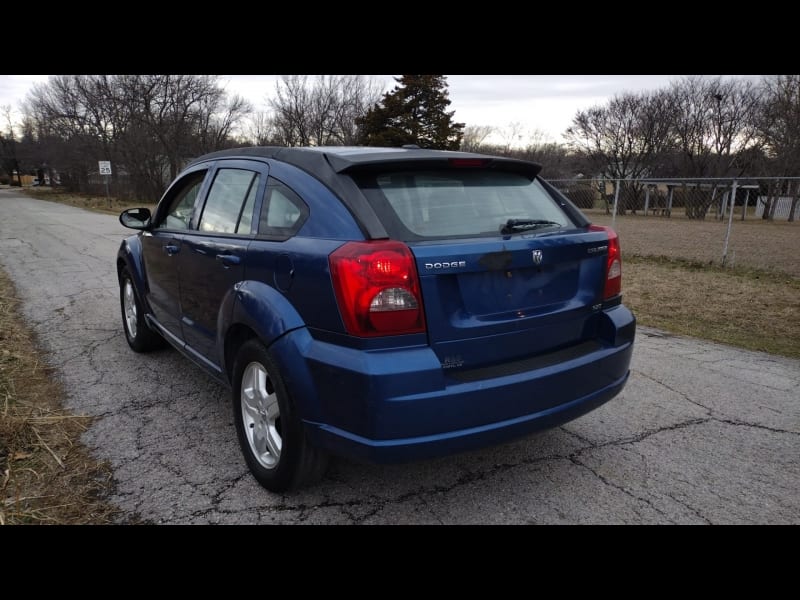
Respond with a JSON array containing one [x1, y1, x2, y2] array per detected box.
[[329, 241, 426, 337], [589, 225, 622, 300]]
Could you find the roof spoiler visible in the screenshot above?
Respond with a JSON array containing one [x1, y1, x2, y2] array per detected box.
[[325, 152, 542, 179]]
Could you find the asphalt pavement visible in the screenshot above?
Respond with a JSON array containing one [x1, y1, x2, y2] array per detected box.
[[1, 190, 798, 524]]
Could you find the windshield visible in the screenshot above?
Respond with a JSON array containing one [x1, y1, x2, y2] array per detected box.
[[355, 170, 574, 240]]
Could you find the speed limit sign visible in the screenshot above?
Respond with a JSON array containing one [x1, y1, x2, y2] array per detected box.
[[99, 161, 112, 175]]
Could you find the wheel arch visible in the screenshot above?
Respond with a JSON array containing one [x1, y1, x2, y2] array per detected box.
[[220, 281, 321, 422], [218, 279, 306, 381], [117, 236, 152, 313], [223, 323, 258, 382]]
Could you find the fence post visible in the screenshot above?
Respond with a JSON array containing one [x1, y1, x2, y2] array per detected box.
[[612, 179, 620, 229], [667, 186, 674, 217], [644, 185, 650, 216], [722, 179, 738, 267], [741, 188, 750, 221], [720, 189, 727, 220]]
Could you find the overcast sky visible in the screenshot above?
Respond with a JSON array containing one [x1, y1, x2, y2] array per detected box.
[[0, 74, 763, 143]]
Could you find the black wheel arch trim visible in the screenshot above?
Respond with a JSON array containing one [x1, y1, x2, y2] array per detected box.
[[117, 236, 153, 314]]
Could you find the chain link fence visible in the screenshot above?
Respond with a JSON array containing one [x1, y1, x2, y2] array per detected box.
[[547, 177, 800, 277]]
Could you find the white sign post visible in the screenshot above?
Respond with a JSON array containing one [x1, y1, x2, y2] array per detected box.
[[98, 161, 112, 202]]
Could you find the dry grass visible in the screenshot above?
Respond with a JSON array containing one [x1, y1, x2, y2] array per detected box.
[[18, 186, 155, 215], [0, 267, 119, 524], [592, 211, 800, 356], [589, 210, 800, 278], [623, 256, 800, 358]]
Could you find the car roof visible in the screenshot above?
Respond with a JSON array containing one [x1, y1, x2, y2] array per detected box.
[[187, 146, 541, 177], [184, 146, 543, 240]]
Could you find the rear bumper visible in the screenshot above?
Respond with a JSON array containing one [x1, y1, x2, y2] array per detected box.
[[306, 369, 629, 463], [272, 305, 635, 463]]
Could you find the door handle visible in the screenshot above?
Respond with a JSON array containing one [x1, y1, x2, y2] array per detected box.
[[163, 244, 180, 255], [216, 254, 241, 267]]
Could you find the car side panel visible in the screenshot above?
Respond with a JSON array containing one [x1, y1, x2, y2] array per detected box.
[[247, 162, 365, 337], [267, 160, 365, 240], [139, 230, 184, 339], [179, 233, 249, 362], [245, 237, 347, 335]]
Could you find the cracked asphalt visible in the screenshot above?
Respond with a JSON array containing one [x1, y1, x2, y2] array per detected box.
[[1, 190, 798, 524]]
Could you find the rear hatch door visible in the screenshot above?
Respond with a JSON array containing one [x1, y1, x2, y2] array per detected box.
[[353, 165, 609, 371], [412, 229, 608, 370]]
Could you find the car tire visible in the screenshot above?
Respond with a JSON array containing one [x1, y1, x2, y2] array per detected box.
[[119, 267, 165, 352], [232, 339, 329, 492]]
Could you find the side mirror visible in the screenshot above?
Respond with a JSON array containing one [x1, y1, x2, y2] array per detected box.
[[120, 207, 152, 230]]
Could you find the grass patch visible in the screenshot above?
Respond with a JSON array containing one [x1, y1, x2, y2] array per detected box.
[[623, 255, 800, 358], [590, 211, 800, 278], [0, 267, 119, 524]]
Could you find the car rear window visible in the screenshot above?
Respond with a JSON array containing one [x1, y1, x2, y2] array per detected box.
[[354, 170, 574, 240]]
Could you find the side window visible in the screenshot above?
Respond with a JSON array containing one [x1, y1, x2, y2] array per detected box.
[[157, 171, 207, 230], [199, 169, 260, 234], [237, 177, 259, 234], [258, 178, 309, 238]]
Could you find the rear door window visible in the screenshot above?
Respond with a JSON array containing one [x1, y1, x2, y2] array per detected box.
[[356, 170, 574, 240], [256, 177, 309, 239], [198, 168, 260, 234]]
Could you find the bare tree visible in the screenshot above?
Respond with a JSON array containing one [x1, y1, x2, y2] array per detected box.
[[269, 75, 313, 146], [128, 75, 248, 180], [245, 111, 278, 146], [668, 76, 762, 178], [564, 90, 675, 214], [268, 75, 384, 147], [565, 90, 674, 180], [518, 140, 576, 179], [501, 121, 526, 154], [665, 76, 763, 219], [460, 125, 494, 152], [0, 105, 23, 185], [25, 76, 115, 193], [756, 75, 800, 220], [24, 75, 252, 200], [194, 93, 252, 153], [331, 75, 384, 145]]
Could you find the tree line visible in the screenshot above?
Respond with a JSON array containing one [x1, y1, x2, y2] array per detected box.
[[2, 74, 799, 218], [464, 76, 800, 181], [0, 74, 463, 201], [465, 76, 800, 219], [2, 75, 251, 199]]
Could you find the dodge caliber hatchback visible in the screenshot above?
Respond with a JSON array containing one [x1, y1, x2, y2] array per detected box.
[[117, 146, 635, 492]]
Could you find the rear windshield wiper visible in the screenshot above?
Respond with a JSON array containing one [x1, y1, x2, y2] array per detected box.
[[501, 219, 562, 234]]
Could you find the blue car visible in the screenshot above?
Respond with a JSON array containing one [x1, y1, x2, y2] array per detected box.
[[117, 146, 635, 492]]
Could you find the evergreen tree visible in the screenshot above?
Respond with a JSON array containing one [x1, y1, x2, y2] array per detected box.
[[357, 75, 465, 150]]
